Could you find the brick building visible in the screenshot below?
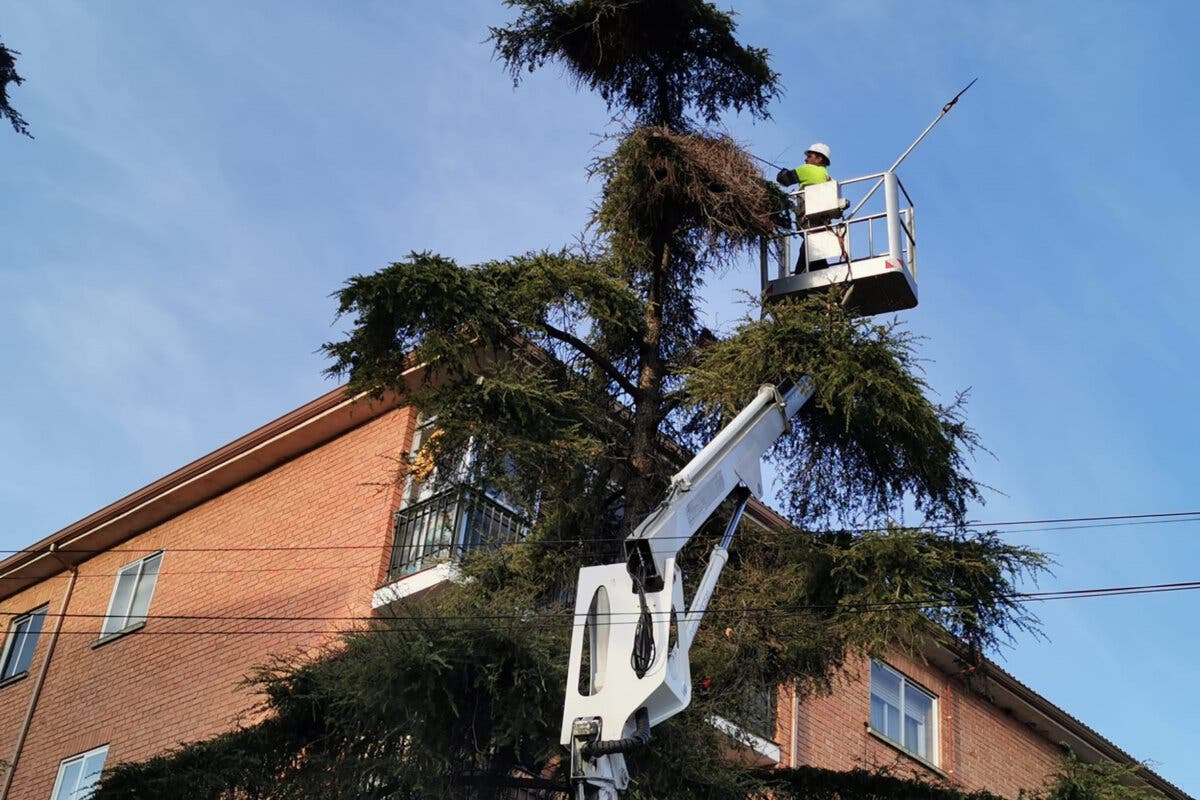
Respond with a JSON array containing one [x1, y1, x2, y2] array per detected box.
[[0, 387, 1186, 799], [766, 648, 1186, 799]]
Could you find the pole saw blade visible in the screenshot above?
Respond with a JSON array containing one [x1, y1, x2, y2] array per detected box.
[[943, 77, 979, 113]]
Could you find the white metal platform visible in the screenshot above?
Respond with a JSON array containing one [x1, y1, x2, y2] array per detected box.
[[764, 255, 917, 316], [761, 171, 919, 316]]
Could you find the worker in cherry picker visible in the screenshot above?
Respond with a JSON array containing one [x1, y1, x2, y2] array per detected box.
[[776, 142, 833, 271], [776, 142, 832, 191]]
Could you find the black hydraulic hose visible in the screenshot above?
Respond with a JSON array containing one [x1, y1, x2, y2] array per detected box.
[[583, 708, 651, 757], [628, 547, 656, 679]]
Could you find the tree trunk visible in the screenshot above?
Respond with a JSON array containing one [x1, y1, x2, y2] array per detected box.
[[623, 232, 671, 534]]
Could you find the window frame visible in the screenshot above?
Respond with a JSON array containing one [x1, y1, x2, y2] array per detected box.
[[49, 744, 108, 800], [868, 659, 939, 766], [0, 604, 48, 683], [98, 551, 163, 641], [403, 415, 524, 514], [404, 416, 442, 506]]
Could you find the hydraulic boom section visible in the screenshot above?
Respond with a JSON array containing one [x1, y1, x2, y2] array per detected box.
[[561, 377, 815, 799]]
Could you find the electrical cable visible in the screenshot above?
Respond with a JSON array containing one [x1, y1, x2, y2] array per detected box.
[[15, 578, 1200, 630], [9, 509, 1200, 559]]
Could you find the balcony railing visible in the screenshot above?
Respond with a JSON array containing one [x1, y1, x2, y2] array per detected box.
[[387, 486, 526, 582]]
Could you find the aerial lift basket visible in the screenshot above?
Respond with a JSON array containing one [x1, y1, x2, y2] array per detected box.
[[761, 170, 918, 316]]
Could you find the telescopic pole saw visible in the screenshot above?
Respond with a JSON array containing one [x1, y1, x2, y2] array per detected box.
[[846, 78, 977, 220]]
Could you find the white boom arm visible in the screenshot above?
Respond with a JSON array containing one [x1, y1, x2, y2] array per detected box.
[[561, 377, 816, 799]]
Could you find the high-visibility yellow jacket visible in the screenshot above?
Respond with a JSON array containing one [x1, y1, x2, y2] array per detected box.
[[776, 163, 830, 187]]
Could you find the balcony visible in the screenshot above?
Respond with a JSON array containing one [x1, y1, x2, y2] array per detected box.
[[386, 485, 526, 583]]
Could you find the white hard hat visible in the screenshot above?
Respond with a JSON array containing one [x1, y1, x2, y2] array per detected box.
[[805, 142, 831, 163]]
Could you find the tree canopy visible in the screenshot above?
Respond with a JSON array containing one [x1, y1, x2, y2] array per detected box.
[[490, 0, 779, 131], [94, 2, 1059, 798]]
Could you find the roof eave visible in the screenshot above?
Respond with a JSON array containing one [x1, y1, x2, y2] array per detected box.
[[0, 384, 402, 599]]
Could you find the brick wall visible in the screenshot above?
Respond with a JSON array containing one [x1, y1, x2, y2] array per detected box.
[[0, 406, 416, 799], [779, 651, 1062, 799]]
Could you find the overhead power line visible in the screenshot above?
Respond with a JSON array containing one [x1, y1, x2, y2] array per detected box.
[[985, 510, 1200, 527], [5, 509, 1200, 563], [16, 578, 1200, 634]]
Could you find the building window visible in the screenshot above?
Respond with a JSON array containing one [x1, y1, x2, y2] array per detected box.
[[100, 552, 163, 637], [0, 605, 47, 680], [870, 660, 936, 763], [50, 745, 108, 800]]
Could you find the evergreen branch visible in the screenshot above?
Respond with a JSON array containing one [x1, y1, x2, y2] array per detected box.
[[537, 319, 640, 399], [658, 391, 684, 418], [0, 42, 32, 138]]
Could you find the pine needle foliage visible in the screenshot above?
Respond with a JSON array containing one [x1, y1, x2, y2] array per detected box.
[[700, 523, 1045, 696], [767, 765, 1007, 800], [89, 537, 1039, 800], [0, 41, 32, 138], [97, 596, 568, 800], [322, 248, 655, 531], [1022, 752, 1160, 800], [682, 292, 985, 525], [490, 0, 779, 130]]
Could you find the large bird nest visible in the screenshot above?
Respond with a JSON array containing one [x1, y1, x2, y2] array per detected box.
[[594, 126, 785, 267]]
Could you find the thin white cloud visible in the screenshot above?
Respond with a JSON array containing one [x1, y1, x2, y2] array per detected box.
[[19, 278, 201, 432]]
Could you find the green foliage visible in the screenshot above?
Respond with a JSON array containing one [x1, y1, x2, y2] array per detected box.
[[1023, 752, 1159, 800], [94, 718, 306, 800], [323, 249, 653, 524], [768, 765, 1006, 800], [323, 252, 510, 392], [768, 762, 1003, 800], [489, 0, 784, 523], [0, 41, 32, 138], [683, 293, 984, 525], [490, 0, 779, 130], [97, 595, 568, 800], [700, 523, 1045, 695], [324, 250, 643, 397]]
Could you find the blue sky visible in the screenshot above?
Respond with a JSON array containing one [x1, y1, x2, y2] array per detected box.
[[3, 1, 1199, 793]]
